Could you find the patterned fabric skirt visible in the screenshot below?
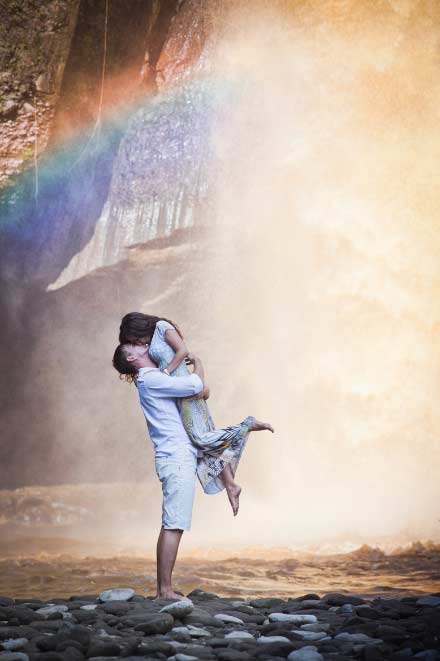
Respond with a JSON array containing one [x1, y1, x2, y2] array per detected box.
[[178, 397, 254, 495]]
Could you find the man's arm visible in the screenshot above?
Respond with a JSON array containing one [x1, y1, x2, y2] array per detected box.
[[147, 370, 204, 398]]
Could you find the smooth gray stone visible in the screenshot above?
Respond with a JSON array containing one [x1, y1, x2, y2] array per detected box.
[[133, 613, 174, 635], [414, 651, 439, 661], [183, 612, 224, 628], [0, 627, 38, 641], [257, 635, 292, 644], [270, 613, 318, 624], [98, 589, 134, 603], [292, 631, 328, 641], [56, 624, 91, 647], [160, 600, 194, 618], [215, 651, 252, 661], [87, 640, 122, 657], [88, 658, 143, 661], [185, 625, 211, 638], [301, 623, 330, 632], [416, 596, 440, 607], [186, 590, 219, 601], [214, 614, 244, 625], [0, 608, 43, 625], [288, 645, 323, 661], [1, 639, 28, 651], [35, 606, 68, 618], [34, 635, 58, 652], [322, 593, 365, 606], [249, 598, 285, 609], [56, 640, 84, 653], [334, 632, 383, 645], [355, 606, 382, 619], [136, 640, 176, 656], [213, 610, 264, 624], [224, 631, 254, 640], [100, 601, 132, 616]]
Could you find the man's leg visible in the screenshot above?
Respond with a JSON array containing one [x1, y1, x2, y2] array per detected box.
[[155, 527, 184, 599], [154, 447, 197, 600]]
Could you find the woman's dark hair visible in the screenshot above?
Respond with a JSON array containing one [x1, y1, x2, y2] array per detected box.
[[118, 312, 182, 345], [112, 344, 137, 384]]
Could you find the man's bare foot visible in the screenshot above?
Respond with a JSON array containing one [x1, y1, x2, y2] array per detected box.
[[154, 590, 185, 600], [226, 483, 242, 516], [249, 418, 274, 433]]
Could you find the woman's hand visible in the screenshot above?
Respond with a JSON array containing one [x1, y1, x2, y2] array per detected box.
[[185, 353, 196, 366]]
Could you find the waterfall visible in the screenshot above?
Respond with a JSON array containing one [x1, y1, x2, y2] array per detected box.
[[49, 0, 219, 290]]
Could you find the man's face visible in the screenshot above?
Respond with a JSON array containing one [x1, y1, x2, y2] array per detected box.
[[125, 343, 149, 363]]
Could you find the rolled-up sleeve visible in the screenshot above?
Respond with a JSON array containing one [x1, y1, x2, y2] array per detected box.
[[149, 372, 203, 398]]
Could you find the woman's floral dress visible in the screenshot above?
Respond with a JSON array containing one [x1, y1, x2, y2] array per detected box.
[[149, 320, 254, 494]]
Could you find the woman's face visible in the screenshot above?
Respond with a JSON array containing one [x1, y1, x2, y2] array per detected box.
[[133, 336, 150, 346]]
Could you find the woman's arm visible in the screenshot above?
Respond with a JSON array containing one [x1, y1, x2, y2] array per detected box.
[[163, 328, 189, 374]]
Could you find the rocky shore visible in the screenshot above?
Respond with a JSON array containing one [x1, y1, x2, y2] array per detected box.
[[1, 588, 439, 661]]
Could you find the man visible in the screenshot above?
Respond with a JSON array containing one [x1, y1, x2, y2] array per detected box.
[[112, 341, 205, 600]]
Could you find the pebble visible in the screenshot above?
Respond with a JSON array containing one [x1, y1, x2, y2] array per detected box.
[[323, 593, 365, 606], [292, 630, 328, 640], [186, 625, 211, 637], [35, 606, 68, 617], [415, 651, 439, 660], [224, 630, 255, 639], [98, 588, 134, 602], [257, 635, 292, 643], [160, 599, 194, 617], [133, 612, 174, 635], [214, 613, 244, 624], [416, 595, 440, 607], [1, 639, 28, 651], [288, 645, 323, 661], [0, 589, 437, 660], [269, 613, 318, 624], [301, 622, 330, 632], [249, 597, 285, 608], [334, 632, 383, 644]]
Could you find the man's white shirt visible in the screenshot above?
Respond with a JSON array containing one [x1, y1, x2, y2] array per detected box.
[[136, 367, 203, 458]]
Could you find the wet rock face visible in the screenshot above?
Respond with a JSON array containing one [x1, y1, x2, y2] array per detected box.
[[0, 0, 80, 186], [0, 589, 439, 660]]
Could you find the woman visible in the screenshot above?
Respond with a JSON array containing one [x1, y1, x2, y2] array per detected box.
[[118, 312, 273, 515]]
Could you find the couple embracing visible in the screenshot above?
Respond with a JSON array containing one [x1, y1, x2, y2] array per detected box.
[[112, 313, 274, 599]]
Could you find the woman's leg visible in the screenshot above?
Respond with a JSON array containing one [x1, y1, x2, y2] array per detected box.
[[249, 418, 275, 432], [220, 462, 242, 516]]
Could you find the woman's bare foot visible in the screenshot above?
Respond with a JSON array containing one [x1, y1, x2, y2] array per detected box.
[[226, 483, 242, 516], [249, 418, 274, 433], [154, 590, 185, 600]]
